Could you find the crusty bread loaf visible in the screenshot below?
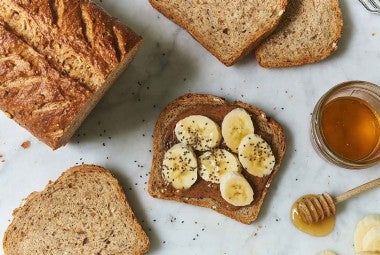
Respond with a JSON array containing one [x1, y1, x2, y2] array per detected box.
[[149, 0, 288, 66], [3, 165, 150, 255], [148, 94, 286, 224], [255, 0, 343, 68], [0, 0, 142, 149], [0, 22, 92, 148]]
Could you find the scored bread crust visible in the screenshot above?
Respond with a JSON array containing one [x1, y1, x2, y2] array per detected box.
[[255, 0, 343, 68], [0, 0, 143, 149], [149, 0, 288, 66], [148, 94, 286, 224], [3, 165, 150, 255]]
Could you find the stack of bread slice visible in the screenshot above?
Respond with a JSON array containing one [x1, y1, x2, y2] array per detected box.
[[149, 0, 343, 67]]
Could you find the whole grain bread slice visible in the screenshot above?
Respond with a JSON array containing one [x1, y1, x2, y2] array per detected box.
[[255, 0, 343, 68], [3, 165, 150, 255], [149, 0, 288, 66], [148, 94, 286, 224]]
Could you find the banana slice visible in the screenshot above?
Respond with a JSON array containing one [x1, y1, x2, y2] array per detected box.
[[238, 133, 275, 177], [175, 115, 221, 151], [220, 172, 254, 207], [162, 143, 198, 189], [221, 108, 254, 153], [199, 149, 241, 183], [362, 226, 380, 252], [318, 251, 337, 255], [355, 215, 380, 252]]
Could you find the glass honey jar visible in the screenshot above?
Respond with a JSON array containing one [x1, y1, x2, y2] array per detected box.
[[311, 81, 380, 169]]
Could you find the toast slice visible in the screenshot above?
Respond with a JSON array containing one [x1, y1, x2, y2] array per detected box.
[[148, 94, 286, 224], [149, 0, 288, 66], [255, 0, 343, 68], [3, 165, 150, 255]]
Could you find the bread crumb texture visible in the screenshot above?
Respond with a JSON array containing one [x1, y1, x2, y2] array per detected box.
[[256, 0, 343, 67], [149, 0, 287, 65], [3, 165, 149, 255]]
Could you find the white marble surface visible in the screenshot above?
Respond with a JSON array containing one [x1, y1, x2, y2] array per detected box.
[[1, 1, 380, 254]]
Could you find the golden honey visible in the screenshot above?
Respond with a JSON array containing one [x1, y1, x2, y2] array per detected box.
[[291, 195, 335, 237], [321, 97, 380, 161]]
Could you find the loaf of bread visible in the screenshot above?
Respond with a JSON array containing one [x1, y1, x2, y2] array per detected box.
[[149, 0, 288, 66], [255, 0, 343, 68], [0, 0, 142, 149], [3, 165, 150, 255], [148, 94, 286, 224]]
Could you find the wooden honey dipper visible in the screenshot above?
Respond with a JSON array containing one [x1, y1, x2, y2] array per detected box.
[[297, 178, 380, 224]]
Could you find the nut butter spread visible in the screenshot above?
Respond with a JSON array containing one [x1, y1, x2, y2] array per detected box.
[[159, 104, 276, 211]]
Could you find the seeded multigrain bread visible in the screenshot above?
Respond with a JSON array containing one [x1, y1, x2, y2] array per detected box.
[[255, 0, 343, 68], [3, 165, 150, 255], [148, 94, 286, 224], [0, 0, 142, 149], [149, 0, 288, 66]]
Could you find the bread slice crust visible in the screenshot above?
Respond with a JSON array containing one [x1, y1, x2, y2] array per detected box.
[[3, 165, 150, 255], [255, 0, 343, 68], [149, 0, 288, 66], [148, 94, 286, 224]]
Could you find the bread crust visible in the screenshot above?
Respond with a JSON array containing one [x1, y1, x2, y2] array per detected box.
[[148, 94, 286, 224], [149, 0, 288, 66], [3, 165, 150, 255], [255, 0, 343, 68], [0, 0, 142, 149]]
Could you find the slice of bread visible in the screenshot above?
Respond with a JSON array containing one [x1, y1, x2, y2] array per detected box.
[[149, 0, 288, 66], [255, 0, 343, 68], [3, 165, 150, 255], [148, 94, 286, 224]]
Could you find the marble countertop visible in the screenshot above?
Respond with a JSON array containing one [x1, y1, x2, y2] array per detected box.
[[1, 1, 379, 254]]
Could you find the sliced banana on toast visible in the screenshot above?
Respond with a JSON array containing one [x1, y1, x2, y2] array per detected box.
[[238, 133, 275, 177], [355, 215, 380, 253], [199, 149, 241, 184], [222, 108, 255, 153], [220, 172, 254, 207], [175, 115, 221, 151], [162, 143, 198, 189]]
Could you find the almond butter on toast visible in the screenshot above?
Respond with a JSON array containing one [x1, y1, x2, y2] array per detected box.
[[255, 0, 343, 68], [149, 0, 288, 66], [148, 94, 286, 224], [3, 165, 150, 255]]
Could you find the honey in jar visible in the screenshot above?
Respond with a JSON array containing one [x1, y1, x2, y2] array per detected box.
[[321, 97, 380, 161]]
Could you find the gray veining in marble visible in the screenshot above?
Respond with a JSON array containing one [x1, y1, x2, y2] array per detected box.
[[0, 1, 379, 254]]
